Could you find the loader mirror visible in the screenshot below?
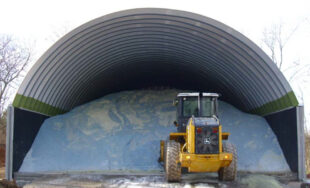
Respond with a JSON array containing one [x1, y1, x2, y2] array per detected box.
[[173, 121, 179, 127], [173, 99, 179, 106]]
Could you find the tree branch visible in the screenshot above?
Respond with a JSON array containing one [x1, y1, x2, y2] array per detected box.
[[0, 34, 32, 116]]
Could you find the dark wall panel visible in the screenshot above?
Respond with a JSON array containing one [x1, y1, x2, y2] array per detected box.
[[13, 108, 49, 173], [264, 107, 298, 172]]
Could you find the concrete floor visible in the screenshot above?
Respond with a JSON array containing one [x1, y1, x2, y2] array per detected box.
[[15, 172, 301, 188]]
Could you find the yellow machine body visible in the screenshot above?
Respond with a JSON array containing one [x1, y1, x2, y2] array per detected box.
[[160, 118, 232, 172]]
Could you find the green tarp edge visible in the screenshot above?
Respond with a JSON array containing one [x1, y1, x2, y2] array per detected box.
[[12, 91, 298, 117], [249, 91, 299, 116], [13, 94, 67, 116]]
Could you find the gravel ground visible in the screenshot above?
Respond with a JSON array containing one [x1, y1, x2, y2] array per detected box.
[[15, 172, 301, 188]]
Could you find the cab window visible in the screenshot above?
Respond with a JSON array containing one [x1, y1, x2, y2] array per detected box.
[[201, 97, 215, 117], [182, 97, 199, 117]]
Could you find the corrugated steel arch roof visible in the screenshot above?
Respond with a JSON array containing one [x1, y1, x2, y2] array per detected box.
[[13, 8, 298, 116]]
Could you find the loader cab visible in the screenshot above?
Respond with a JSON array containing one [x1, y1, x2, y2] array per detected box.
[[174, 92, 219, 132]]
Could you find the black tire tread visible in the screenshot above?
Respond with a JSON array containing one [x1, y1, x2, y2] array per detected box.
[[165, 140, 181, 182], [218, 142, 237, 181]]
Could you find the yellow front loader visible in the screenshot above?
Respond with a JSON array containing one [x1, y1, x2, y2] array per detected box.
[[159, 92, 237, 182]]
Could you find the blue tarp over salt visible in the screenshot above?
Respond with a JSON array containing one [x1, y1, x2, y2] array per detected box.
[[19, 89, 290, 172]]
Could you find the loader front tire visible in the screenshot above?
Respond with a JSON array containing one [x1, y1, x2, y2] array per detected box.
[[165, 141, 181, 182], [218, 142, 237, 181]]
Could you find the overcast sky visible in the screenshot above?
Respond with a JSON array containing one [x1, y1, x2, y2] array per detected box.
[[1, 0, 310, 129]]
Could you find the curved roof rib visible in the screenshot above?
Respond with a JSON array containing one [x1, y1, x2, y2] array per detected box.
[[13, 8, 298, 116]]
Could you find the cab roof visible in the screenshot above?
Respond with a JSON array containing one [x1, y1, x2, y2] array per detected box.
[[177, 93, 220, 97]]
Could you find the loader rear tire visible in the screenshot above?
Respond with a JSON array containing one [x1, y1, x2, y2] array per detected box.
[[165, 141, 181, 182], [218, 142, 237, 181]]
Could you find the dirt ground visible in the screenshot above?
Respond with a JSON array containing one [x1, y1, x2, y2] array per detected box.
[[0, 167, 4, 179], [0, 144, 6, 180], [0, 167, 20, 188], [0, 144, 5, 167]]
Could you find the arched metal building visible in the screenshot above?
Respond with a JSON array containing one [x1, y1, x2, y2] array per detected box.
[[6, 8, 305, 180]]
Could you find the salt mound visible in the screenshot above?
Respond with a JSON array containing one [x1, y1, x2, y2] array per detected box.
[[19, 89, 290, 172]]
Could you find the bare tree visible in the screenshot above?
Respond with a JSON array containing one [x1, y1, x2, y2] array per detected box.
[[262, 22, 310, 81], [45, 21, 74, 43], [0, 35, 32, 116], [0, 111, 6, 144], [287, 61, 310, 82], [261, 23, 299, 70]]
